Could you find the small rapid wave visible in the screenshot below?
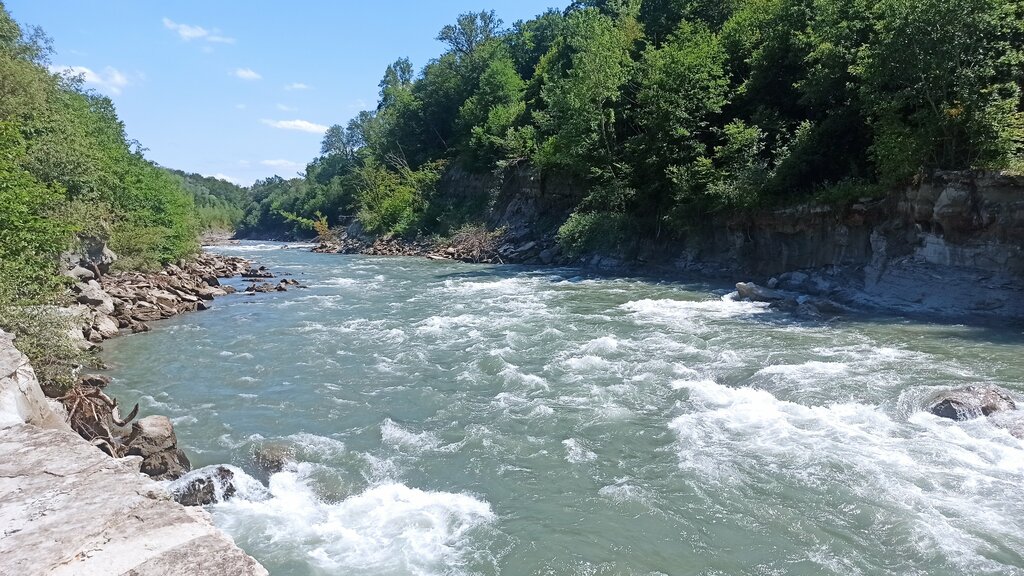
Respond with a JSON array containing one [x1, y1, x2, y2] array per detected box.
[[212, 466, 497, 576]]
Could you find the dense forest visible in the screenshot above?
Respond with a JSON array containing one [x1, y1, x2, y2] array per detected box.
[[238, 0, 1023, 252]]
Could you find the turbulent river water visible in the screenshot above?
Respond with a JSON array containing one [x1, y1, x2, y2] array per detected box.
[[102, 242, 1024, 576]]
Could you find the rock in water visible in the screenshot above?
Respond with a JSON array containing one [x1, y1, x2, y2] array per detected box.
[[735, 282, 788, 302], [127, 415, 192, 480], [927, 385, 1017, 421], [172, 466, 238, 506], [252, 443, 295, 474]]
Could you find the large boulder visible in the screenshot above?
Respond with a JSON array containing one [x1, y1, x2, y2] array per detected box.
[[127, 415, 192, 480], [92, 312, 120, 340], [927, 385, 1017, 421], [62, 237, 118, 277], [75, 281, 115, 316]]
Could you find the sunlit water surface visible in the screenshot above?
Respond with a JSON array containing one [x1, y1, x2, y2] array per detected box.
[[102, 242, 1024, 576]]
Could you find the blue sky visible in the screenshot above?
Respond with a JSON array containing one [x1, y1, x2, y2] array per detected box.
[[5, 1, 566, 185]]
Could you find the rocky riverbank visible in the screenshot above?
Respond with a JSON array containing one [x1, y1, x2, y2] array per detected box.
[[0, 329, 268, 575], [49, 245, 302, 493]]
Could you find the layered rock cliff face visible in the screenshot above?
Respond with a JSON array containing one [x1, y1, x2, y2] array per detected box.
[[452, 166, 1023, 320], [0, 331, 267, 576]]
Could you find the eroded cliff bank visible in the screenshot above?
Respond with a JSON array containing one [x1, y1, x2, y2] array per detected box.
[[412, 167, 1024, 321]]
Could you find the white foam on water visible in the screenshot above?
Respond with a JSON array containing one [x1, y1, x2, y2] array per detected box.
[[581, 335, 622, 355], [669, 379, 1024, 573], [381, 418, 442, 452], [213, 468, 496, 576], [620, 295, 769, 330], [563, 438, 598, 463]]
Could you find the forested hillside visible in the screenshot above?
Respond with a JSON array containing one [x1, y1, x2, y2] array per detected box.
[[0, 2, 248, 372], [239, 0, 1023, 251]]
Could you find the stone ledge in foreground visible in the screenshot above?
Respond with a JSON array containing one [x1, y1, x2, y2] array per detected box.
[[0, 423, 267, 576]]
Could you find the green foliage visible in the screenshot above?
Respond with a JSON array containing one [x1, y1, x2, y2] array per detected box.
[[231, 0, 1024, 253], [0, 4, 211, 388], [856, 0, 1024, 184], [557, 210, 633, 257], [0, 121, 71, 302]]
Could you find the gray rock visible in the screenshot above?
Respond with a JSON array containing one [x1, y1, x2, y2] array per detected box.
[[75, 282, 115, 316], [766, 277, 779, 289], [172, 466, 238, 507], [252, 443, 295, 474], [0, 331, 71, 431], [927, 385, 1017, 421], [92, 312, 120, 339], [539, 248, 555, 265], [128, 415, 192, 480], [67, 265, 95, 281], [736, 282, 789, 302]]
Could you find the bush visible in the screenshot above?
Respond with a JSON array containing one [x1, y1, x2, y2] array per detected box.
[[557, 211, 632, 258]]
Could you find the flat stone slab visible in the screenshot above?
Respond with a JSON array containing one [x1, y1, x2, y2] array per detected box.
[[0, 424, 267, 576]]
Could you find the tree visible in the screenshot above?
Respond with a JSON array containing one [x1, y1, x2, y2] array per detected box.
[[437, 11, 503, 56], [856, 0, 1023, 183]]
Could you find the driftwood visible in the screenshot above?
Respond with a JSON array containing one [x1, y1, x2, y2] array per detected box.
[[58, 384, 140, 457]]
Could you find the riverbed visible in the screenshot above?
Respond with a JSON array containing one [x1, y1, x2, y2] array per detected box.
[[103, 242, 1024, 576]]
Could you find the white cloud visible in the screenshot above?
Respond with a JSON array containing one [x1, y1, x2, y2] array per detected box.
[[50, 65, 130, 95], [261, 159, 302, 170], [276, 103, 297, 112], [233, 68, 262, 81], [163, 18, 235, 44], [235, 103, 247, 110], [207, 173, 240, 184], [284, 82, 311, 91], [260, 119, 328, 134]]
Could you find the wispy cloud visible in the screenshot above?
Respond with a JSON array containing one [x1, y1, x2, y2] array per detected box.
[[235, 103, 247, 110], [260, 119, 328, 134], [284, 82, 311, 91], [233, 68, 262, 81], [207, 173, 240, 184], [276, 103, 297, 112], [50, 65, 130, 95], [163, 18, 236, 44], [261, 159, 302, 170]]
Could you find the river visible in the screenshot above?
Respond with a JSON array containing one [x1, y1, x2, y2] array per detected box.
[[101, 242, 1024, 576]]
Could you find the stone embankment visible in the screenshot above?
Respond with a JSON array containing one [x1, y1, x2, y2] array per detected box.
[[0, 329, 267, 576]]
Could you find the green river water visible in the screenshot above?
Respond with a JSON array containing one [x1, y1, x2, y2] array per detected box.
[[102, 242, 1024, 576]]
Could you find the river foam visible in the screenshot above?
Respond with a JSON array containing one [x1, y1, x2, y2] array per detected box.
[[213, 466, 497, 575]]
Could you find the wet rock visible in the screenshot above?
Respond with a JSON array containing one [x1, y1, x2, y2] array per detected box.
[[127, 415, 192, 480], [245, 283, 277, 294], [927, 385, 1017, 421], [242, 266, 274, 279], [736, 282, 789, 302], [252, 444, 295, 474], [172, 466, 237, 507], [78, 374, 111, 388]]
